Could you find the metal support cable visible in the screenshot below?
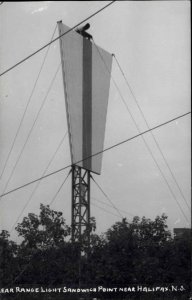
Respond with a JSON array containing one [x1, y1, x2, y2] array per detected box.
[[0, 111, 190, 201], [48, 170, 71, 206], [113, 54, 190, 210], [91, 202, 122, 219], [91, 176, 123, 219], [92, 196, 134, 218], [0, 62, 61, 199], [10, 131, 68, 233], [92, 40, 190, 224], [0, 1, 116, 77], [0, 25, 57, 180]]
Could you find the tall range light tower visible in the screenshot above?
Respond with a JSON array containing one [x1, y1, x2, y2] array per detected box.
[[58, 21, 112, 247]]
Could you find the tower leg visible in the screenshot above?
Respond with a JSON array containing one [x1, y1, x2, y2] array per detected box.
[[71, 165, 91, 248]]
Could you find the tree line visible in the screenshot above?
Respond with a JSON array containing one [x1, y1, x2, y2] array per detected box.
[[0, 204, 191, 299]]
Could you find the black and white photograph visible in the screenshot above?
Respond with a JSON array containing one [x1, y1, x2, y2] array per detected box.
[[0, 1, 191, 299]]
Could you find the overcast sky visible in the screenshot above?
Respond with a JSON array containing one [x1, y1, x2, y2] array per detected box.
[[0, 1, 190, 241]]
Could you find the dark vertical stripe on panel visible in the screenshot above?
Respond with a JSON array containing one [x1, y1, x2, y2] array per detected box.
[[83, 38, 92, 170]]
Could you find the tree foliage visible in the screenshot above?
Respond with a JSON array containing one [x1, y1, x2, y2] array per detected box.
[[15, 204, 70, 250], [0, 204, 190, 298], [87, 214, 191, 293], [0, 230, 18, 285]]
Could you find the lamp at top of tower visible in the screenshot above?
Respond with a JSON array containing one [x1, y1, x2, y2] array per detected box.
[[76, 23, 92, 40]]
